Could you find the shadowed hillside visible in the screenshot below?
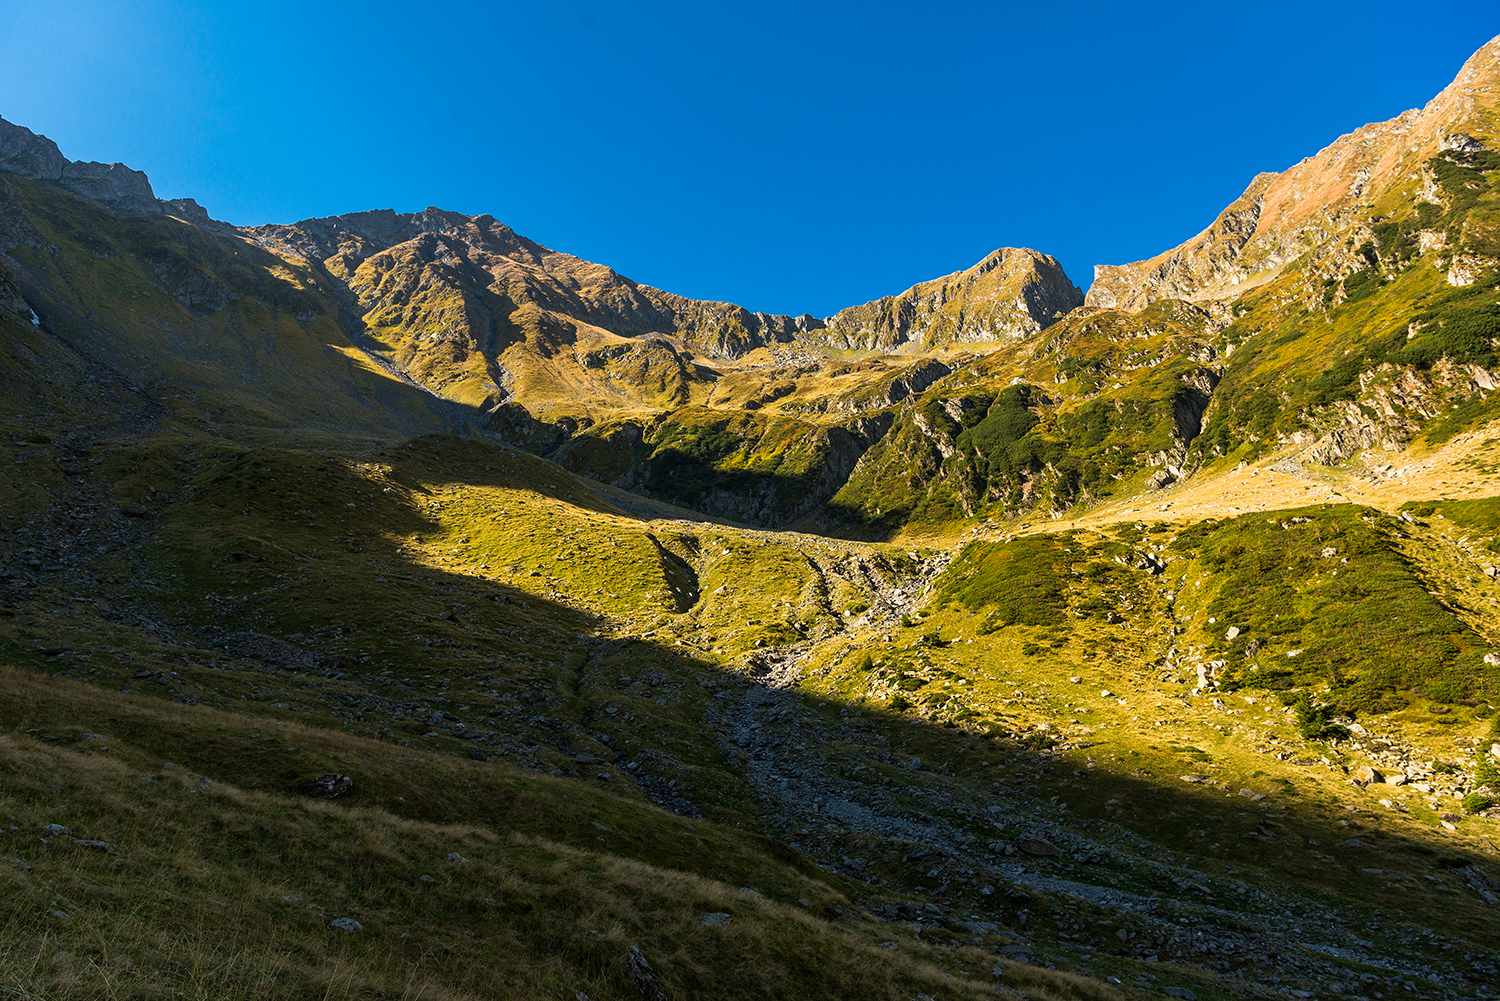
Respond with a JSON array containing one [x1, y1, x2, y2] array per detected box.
[[2, 34, 1500, 1001]]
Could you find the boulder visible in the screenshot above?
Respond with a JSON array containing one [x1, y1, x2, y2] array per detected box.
[[627, 945, 668, 1001], [1015, 837, 1062, 858], [298, 774, 353, 799], [1459, 864, 1500, 905]]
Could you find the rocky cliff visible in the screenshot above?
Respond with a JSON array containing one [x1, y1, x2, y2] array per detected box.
[[816, 247, 1083, 350], [0, 116, 166, 214], [1087, 33, 1500, 311]]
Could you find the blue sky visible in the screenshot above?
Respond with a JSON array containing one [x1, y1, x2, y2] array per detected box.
[[0, 1, 1494, 316]]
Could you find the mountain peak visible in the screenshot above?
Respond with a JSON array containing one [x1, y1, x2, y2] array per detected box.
[[0, 115, 162, 214], [1087, 33, 1500, 313], [817, 246, 1083, 351]]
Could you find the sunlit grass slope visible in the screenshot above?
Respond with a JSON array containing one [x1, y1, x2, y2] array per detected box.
[[1, 173, 463, 444]]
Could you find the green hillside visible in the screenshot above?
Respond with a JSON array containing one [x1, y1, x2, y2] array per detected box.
[[3, 38, 1500, 1001]]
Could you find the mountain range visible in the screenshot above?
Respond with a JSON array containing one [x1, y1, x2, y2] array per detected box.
[[1, 33, 1499, 1001]]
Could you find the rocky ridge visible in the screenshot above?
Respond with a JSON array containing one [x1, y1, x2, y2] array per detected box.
[[246, 206, 821, 359], [1087, 33, 1500, 312], [0, 114, 1082, 395], [0, 116, 213, 219], [244, 211, 1081, 387]]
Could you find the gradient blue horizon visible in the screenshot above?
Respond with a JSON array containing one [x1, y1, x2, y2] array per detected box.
[[0, 1, 1494, 317]]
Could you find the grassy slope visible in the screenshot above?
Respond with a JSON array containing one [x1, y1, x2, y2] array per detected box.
[[2, 670, 1078, 1001], [1, 173, 463, 444], [4, 410, 1498, 998], [0, 429, 1125, 999], [802, 515, 1500, 938]]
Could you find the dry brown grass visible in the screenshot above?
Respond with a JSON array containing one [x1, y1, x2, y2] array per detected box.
[[0, 672, 1125, 1001]]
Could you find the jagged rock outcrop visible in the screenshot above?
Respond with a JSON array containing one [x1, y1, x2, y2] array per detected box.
[[0, 117, 66, 178], [160, 197, 234, 232], [1274, 360, 1481, 468], [1148, 366, 1223, 486], [1087, 33, 1500, 312], [857, 359, 953, 410], [0, 253, 31, 318], [0, 116, 162, 214], [814, 247, 1083, 350]]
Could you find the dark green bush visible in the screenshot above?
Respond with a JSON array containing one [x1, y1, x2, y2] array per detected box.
[[932, 536, 1069, 629], [1397, 303, 1500, 370], [1189, 506, 1493, 709], [1295, 693, 1351, 742], [958, 385, 1039, 465], [1341, 265, 1385, 305], [1461, 792, 1498, 814], [1430, 147, 1500, 217]]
